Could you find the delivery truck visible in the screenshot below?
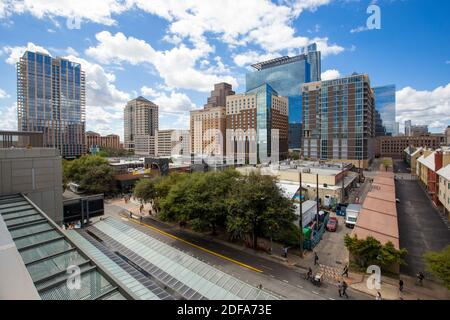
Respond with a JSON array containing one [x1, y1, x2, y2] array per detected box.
[[345, 204, 361, 228]]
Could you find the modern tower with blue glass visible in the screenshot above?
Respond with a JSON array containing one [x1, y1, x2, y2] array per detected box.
[[17, 51, 86, 158], [245, 43, 321, 150], [373, 85, 396, 136]]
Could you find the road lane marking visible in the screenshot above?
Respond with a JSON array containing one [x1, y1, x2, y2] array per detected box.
[[123, 214, 263, 273]]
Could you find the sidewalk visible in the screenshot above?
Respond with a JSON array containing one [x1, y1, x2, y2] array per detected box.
[[350, 273, 450, 300]]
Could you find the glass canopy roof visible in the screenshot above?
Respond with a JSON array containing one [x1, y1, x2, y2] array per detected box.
[[88, 217, 280, 300], [0, 194, 130, 300]]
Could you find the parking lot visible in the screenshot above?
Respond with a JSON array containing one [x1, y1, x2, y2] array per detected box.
[[395, 171, 450, 276]]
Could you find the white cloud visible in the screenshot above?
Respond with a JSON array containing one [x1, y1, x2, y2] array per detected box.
[[0, 87, 10, 99], [321, 69, 340, 81], [86, 31, 238, 92], [0, 102, 17, 130], [133, 0, 341, 56], [396, 83, 450, 133], [141, 86, 197, 114], [0, 0, 130, 25], [232, 51, 279, 68], [350, 26, 369, 34], [1, 1, 343, 59], [2, 42, 50, 64]]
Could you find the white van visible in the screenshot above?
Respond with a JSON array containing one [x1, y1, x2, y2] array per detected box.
[[345, 204, 361, 228]]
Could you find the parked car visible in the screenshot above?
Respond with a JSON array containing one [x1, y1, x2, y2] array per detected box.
[[326, 217, 338, 232]]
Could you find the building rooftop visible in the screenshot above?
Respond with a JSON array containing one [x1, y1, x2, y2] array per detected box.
[[417, 153, 436, 171], [0, 194, 132, 300], [352, 171, 399, 249], [437, 164, 450, 180]]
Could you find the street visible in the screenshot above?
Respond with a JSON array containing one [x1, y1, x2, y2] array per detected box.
[[103, 202, 372, 300], [396, 178, 450, 276]]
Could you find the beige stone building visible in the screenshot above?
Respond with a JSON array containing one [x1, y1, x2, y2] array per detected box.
[[124, 96, 158, 152], [226, 85, 289, 162], [437, 165, 450, 219], [190, 83, 235, 156], [237, 163, 357, 203]]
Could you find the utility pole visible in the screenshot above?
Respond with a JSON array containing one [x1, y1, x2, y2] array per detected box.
[[299, 171, 303, 258], [316, 173, 319, 230]]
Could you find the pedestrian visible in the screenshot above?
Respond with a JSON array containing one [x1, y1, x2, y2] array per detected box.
[[341, 281, 349, 299], [417, 272, 424, 286], [314, 252, 319, 266], [337, 281, 343, 297], [306, 267, 313, 280], [342, 264, 349, 278], [399, 279, 404, 292], [376, 291, 382, 300], [283, 246, 288, 258]]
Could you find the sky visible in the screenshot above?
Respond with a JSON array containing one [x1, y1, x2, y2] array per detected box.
[[0, 0, 449, 141]]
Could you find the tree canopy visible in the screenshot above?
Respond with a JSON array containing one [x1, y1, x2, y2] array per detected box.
[[134, 169, 297, 248], [424, 245, 450, 289], [63, 155, 116, 195], [344, 234, 407, 270], [227, 172, 296, 249]]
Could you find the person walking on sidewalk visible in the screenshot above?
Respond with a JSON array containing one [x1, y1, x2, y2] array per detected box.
[[337, 281, 343, 297], [306, 267, 313, 280], [314, 252, 319, 266], [416, 272, 425, 286], [399, 279, 404, 292], [376, 291, 382, 300], [342, 264, 349, 278], [341, 281, 349, 299], [283, 246, 288, 258]]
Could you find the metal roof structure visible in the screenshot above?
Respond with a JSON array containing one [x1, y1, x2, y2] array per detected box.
[[250, 54, 306, 71], [0, 194, 133, 300], [83, 217, 281, 300]]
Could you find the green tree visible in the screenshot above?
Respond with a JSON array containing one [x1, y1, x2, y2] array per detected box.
[[381, 158, 392, 172], [133, 178, 157, 203], [344, 234, 407, 269], [226, 172, 296, 249], [160, 170, 240, 235], [64, 155, 116, 195], [424, 245, 450, 289]]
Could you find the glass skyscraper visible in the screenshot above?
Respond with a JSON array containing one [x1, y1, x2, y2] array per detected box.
[[373, 85, 396, 136], [17, 51, 86, 158], [245, 44, 321, 150]]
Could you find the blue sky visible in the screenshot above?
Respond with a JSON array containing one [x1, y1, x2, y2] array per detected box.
[[0, 0, 449, 140]]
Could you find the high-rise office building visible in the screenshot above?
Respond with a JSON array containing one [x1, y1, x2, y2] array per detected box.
[[373, 84, 396, 136], [17, 51, 86, 158], [405, 120, 412, 136], [124, 96, 158, 152], [246, 43, 321, 150], [204, 83, 235, 109], [302, 74, 376, 169], [190, 83, 235, 156], [226, 83, 289, 162]]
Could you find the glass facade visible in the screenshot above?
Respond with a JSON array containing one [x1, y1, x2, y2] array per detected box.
[[302, 74, 375, 166], [373, 85, 396, 136], [247, 84, 275, 159], [17, 51, 86, 158], [245, 45, 321, 149]]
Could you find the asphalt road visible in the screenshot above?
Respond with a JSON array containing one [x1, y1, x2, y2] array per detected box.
[[396, 178, 450, 276], [104, 203, 372, 300]]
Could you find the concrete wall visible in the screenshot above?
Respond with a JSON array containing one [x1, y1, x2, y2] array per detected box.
[[0, 148, 63, 224]]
